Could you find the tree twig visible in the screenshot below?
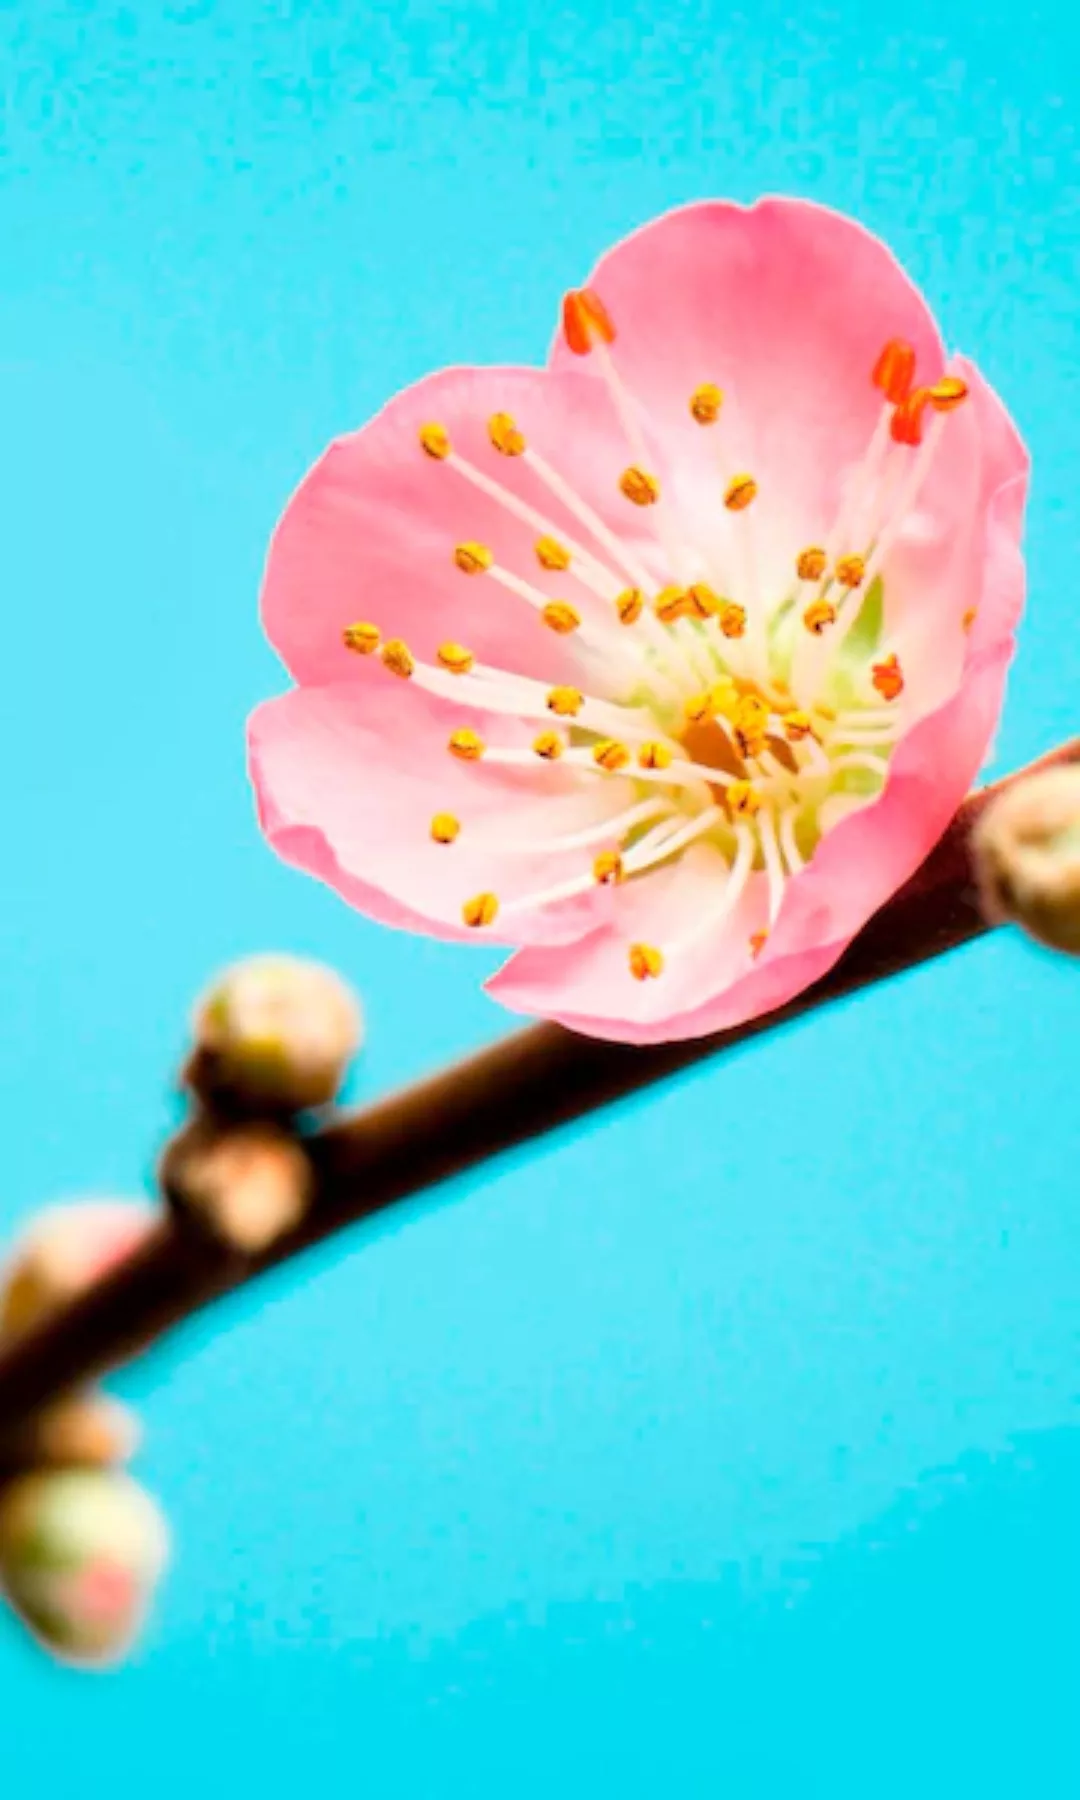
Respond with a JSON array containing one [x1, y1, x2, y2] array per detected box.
[[0, 738, 1075, 1436]]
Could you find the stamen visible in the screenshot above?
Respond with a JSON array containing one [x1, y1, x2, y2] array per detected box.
[[462, 892, 499, 928], [638, 741, 673, 770], [499, 796, 675, 856], [719, 602, 747, 639], [750, 930, 769, 959], [522, 446, 657, 593], [430, 812, 461, 845], [449, 728, 485, 761], [928, 376, 968, 412], [727, 780, 763, 818], [616, 587, 645, 624], [686, 582, 722, 619], [454, 541, 494, 575], [620, 466, 661, 507], [541, 601, 582, 635], [488, 413, 526, 456], [778, 808, 805, 874], [593, 851, 624, 885], [381, 638, 415, 679], [436, 642, 476, 675], [872, 339, 916, 405], [548, 686, 583, 717], [536, 535, 571, 571], [629, 943, 664, 981], [655, 585, 689, 623], [533, 731, 564, 760], [562, 288, 615, 355], [783, 710, 814, 742], [593, 739, 632, 772], [724, 474, 758, 511], [690, 383, 723, 425], [733, 694, 769, 760], [663, 829, 756, 958], [803, 599, 836, 636], [890, 388, 932, 446], [962, 607, 977, 633], [871, 653, 904, 701], [419, 423, 451, 460], [834, 555, 866, 590], [758, 807, 785, 923], [796, 546, 827, 582], [343, 621, 381, 655]]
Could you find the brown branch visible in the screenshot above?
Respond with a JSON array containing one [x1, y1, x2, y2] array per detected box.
[[0, 737, 1076, 1437]]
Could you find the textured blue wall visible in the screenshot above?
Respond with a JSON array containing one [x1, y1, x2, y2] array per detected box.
[[0, 3, 1077, 1793]]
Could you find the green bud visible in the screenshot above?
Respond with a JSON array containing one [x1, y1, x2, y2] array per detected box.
[[0, 1470, 169, 1668], [188, 955, 362, 1113], [973, 765, 1080, 955]]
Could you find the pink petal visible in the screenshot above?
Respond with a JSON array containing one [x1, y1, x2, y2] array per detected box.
[[248, 678, 636, 946], [262, 365, 669, 689]]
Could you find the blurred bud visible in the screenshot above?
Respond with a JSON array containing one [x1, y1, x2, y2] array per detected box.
[[161, 1119, 312, 1254], [973, 765, 1080, 955], [0, 1469, 169, 1668], [0, 1202, 155, 1341], [3, 1394, 140, 1473], [187, 955, 362, 1114]]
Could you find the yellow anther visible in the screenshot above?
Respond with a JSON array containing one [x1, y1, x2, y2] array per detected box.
[[638, 741, 673, 771], [814, 703, 837, 723], [686, 582, 722, 619], [536, 535, 571, 571], [593, 739, 631, 772], [727, 780, 763, 818], [430, 812, 460, 845], [749, 930, 769, 959], [593, 851, 624, 885], [448, 727, 485, 761], [783, 710, 814, 742], [733, 693, 768, 760], [719, 602, 747, 639], [532, 731, 564, 760], [684, 690, 717, 725], [619, 465, 661, 506], [796, 545, 827, 582], [655, 585, 689, 624], [343, 621, 380, 655], [541, 601, 582, 634], [803, 598, 836, 636], [615, 587, 644, 625], [462, 892, 499, 929], [928, 375, 969, 413], [871, 652, 905, 701], [547, 686, 583, 717], [690, 382, 723, 425], [488, 411, 526, 455], [724, 473, 758, 511], [962, 607, 978, 633], [436, 641, 476, 675], [419, 422, 451, 460], [454, 541, 493, 575], [381, 638, 415, 679], [628, 942, 664, 981], [835, 553, 866, 589]]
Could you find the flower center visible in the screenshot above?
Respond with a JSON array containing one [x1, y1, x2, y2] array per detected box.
[[342, 302, 971, 983]]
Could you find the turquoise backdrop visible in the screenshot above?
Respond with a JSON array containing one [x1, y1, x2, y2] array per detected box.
[[1, 2, 1077, 1793]]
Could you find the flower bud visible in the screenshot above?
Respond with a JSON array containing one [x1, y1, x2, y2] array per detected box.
[[188, 955, 362, 1114], [0, 1202, 154, 1341], [0, 1469, 168, 1668], [160, 1119, 312, 1255], [973, 765, 1080, 954]]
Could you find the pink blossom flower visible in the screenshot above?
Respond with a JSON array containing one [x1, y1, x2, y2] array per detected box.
[[250, 199, 1028, 1044]]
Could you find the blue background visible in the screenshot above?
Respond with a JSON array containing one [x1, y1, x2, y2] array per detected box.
[[1, 3, 1078, 1793]]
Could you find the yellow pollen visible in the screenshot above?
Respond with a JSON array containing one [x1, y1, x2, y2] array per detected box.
[[962, 607, 978, 633], [724, 473, 758, 511], [619, 465, 661, 506], [728, 780, 763, 818], [488, 411, 526, 455], [783, 710, 814, 742], [343, 621, 380, 655], [616, 587, 645, 625], [835, 554, 866, 589], [710, 677, 740, 720], [462, 892, 499, 929], [689, 382, 723, 424], [532, 731, 564, 760], [454, 541, 493, 575], [430, 812, 460, 845], [871, 653, 905, 701], [448, 727, 485, 761], [628, 942, 664, 981], [419, 423, 451, 460], [593, 851, 624, 885], [436, 641, 476, 675], [381, 638, 415, 679], [796, 546, 827, 582], [536, 535, 571, 571], [719, 602, 747, 639], [928, 375, 969, 413], [686, 582, 722, 619], [683, 690, 716, 725], [638, 741, 673, 770], [593, 738, 631, 772], [655, 585, 689, 624], [803, 598, 836, 636], [749, 930, 769, 959], [541, 600, 582, 634], [547, 686, 583, 717]]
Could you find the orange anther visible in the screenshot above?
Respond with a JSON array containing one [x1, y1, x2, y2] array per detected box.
[[890, 387, 932, 446], [872, 339, 916, 405], [724, 473, 758, 511], [488, 412, 526, 455], [562, 287, 615, 355], [620, 465, 660, 506], [871, 653, 904, 701], [593, 851, 624, 885], [928, 375, 968, 413], [796, 546, 827, 582], [628, 943, 664, 981]]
